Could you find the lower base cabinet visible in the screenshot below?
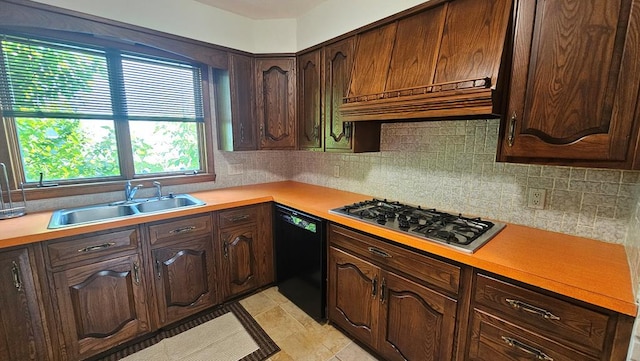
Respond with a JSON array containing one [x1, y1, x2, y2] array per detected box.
[[217, 203, 274, 301], [328, 224, 460, 361], [53, 254, 150, 360], [0, 246, 50, 361], [147, 214, 218, 327], [466, 273, 634, 361]]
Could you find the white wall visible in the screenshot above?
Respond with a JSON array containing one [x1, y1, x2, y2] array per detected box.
[[32, 0, 430, 53], [31, 0, 296, 53], [296, 0, 429, 50]]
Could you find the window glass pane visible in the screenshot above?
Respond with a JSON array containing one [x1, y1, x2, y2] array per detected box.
[[15, 118, 120, 182], [0, 36, 113, 119], [121, 55, 204, 122], [129, 121, 200, 175]]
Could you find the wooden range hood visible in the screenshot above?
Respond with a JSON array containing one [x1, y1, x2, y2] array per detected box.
[[340, 0, 513, 122]]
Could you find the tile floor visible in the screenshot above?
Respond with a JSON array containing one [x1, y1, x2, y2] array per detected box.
[[239, 287, 380, 361]]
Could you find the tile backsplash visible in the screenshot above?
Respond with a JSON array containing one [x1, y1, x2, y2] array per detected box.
[[291, 119, 640, 244]]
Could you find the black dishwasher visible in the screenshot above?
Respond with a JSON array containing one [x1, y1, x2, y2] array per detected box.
[[274, 204, 326, 320]]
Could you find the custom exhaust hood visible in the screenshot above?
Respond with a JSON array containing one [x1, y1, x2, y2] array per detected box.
[[339, 0, 513, 122]]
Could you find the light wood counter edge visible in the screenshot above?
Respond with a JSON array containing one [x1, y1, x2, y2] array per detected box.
[[0, 181, 636, 317]]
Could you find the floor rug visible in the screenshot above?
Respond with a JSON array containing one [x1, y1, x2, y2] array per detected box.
[[94, 302, 279, 361]]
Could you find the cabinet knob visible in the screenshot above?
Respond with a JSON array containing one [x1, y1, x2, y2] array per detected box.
[[133, 262, 140, 285]]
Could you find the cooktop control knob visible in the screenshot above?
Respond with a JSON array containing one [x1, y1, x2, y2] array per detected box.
[[398, 217, 410, 230], [376, 213, 387, 225]]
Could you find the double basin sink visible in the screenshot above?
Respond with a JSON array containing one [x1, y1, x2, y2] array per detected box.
[[48, 194, 205, 229]]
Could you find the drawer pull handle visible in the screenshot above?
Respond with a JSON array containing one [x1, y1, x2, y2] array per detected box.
[[501, 336, 553, 361], [368, 247, 391, 258], [372, 276, 377, 299], [78, 242, 116, 253], [169, 226, 197, 234], [133, 262, 140, 285], [11, 261, 22, 291], [228, 215, 249, 222], [508, 112, 516, 147], [223, 242, 229, 259], [380, 277, 386, 304], [505, 298, 560, 320]]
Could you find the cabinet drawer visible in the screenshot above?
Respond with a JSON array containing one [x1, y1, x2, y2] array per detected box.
[[474, 274, 610, 356], [329, 224, 460, 295], [46, 227, 138, 268], [218, 206, 258, 228], [468, 309, 597, 361], [148, 214, 213, 245]]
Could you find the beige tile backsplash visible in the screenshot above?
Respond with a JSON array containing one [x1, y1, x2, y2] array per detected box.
[[291, 119, 640, 245]]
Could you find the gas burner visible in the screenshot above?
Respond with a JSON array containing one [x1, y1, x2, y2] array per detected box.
[[330, 199, 505, 253]]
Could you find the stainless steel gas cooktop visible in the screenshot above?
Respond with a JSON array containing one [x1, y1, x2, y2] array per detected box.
[[330, 198, 505, 253]]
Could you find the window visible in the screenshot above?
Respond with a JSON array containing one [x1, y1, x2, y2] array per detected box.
[[0, 34, 209, 190]]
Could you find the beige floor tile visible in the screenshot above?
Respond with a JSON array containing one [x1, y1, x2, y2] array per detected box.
[[263, 286, 291, 304], [334, 342, 380, 361], [317, 325, 352, 354], [279, 300, 324, 329], [276, 332, 334, 361], [253, 305, 307, 343], [268, 349, 295, 361], [239, 291, 278, 316]]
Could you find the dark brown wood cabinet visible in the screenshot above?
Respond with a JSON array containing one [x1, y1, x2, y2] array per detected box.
[[0, 247, 50, 361], [340, 0, 513, 121], [147, 214, 217, 327], [323, 38, 381, 153], [328, 224, 460, 361], [255, 57, 297, 149], [216, 53, 258, 151], [498, 0, 640, 168], [45, 227, 150, 361], [466, 273, 634, 361], [217, 203, 274, 300], [298, 49, 323, 150]]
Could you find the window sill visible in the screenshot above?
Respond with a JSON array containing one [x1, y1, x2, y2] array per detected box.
[[19, 173, 216, 201]]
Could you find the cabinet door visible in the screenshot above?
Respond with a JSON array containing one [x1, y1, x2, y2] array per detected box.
[[229, 53, 258, 150], [500, 0, 640, 164], [255, 57, 297, 149], [152, 237, 217, 326], [53, 254, 149, 360], [298, 49, 323, 150], [328, 246, 379, 348], [324, 38, 381, 153], [220, 225, 259, 299], [377, 270, 457, 361], [0, 248, 49, 361]]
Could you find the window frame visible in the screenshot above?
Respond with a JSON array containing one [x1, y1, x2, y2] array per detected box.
[[0, 27, 218, 201]]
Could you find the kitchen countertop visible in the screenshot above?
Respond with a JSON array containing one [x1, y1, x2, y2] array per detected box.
[[1, 181, 636, 316]]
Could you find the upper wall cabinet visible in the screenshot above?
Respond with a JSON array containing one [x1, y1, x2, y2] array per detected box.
[[216, 53, 258, 151], [498, 0, 640, 169], [297, 39, 381, 153], [324, 38, 381, 153], [255, 57, 297, 150], [298, 49, 323, 151], [340, 0, 514, 122]]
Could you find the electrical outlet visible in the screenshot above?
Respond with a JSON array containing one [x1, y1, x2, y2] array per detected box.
[[333, 165, 340, 178], [527, 188, 546, 209]]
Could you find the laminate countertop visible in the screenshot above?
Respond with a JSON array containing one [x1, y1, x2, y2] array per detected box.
[[1, 181, 636, 316]]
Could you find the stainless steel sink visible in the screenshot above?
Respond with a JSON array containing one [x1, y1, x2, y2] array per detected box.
[[135, 196, 202, 213], [48, 194, 205, 229]]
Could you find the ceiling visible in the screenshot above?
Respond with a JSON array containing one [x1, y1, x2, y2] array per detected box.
[[194, 0, 328, 19]]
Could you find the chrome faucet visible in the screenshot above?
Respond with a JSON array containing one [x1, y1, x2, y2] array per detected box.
[[153, 181, 162, 199], [124, 181, 144, 202]]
